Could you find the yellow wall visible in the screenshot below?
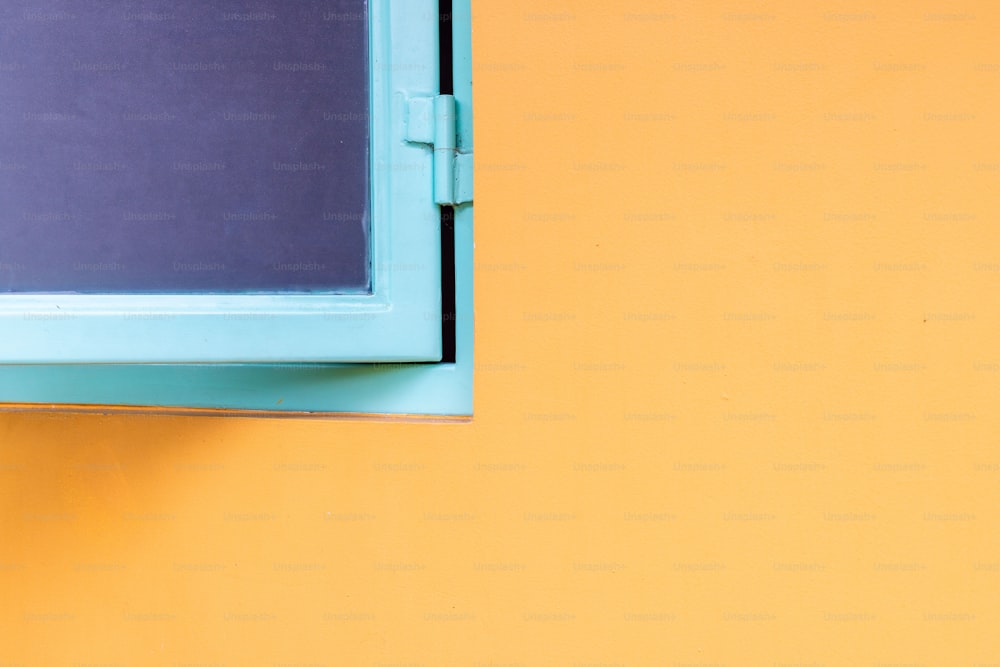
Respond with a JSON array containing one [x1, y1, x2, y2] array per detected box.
[[3, 1, 1000, 664]]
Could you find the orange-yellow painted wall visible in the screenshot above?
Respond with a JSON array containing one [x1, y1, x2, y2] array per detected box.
[[3, 1, 1000, 664]]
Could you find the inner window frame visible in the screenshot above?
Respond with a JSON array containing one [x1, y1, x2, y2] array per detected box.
[[0, 0, 444, 364]]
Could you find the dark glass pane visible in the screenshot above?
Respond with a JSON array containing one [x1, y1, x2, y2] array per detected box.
[[0, 0, 370, 293]]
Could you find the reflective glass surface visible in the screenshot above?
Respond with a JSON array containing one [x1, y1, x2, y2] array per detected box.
[[0, 0, 370, 293]]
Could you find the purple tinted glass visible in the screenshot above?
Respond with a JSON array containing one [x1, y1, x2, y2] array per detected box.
[[0, 0, 370, 293]]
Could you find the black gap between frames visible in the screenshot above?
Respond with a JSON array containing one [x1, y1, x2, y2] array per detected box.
[[439, 0, 457, 363]]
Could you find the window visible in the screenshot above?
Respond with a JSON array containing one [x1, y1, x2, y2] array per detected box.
[[0, 0, 473, 417]]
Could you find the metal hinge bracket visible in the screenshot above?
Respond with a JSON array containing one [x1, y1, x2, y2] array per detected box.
[[404, 94, 473, 206]]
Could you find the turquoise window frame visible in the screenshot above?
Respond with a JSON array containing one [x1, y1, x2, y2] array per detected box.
[[0, 0, 442, 364], [0, 0, 474, 417]]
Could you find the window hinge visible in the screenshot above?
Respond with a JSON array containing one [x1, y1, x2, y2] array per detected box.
[[404, 94, 473, 206]]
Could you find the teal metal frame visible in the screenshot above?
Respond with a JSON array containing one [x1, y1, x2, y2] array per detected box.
[[0, 0, 474, 416]]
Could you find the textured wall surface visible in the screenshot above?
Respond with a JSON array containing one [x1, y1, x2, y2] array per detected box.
[[2, 1, 1000, 664]]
